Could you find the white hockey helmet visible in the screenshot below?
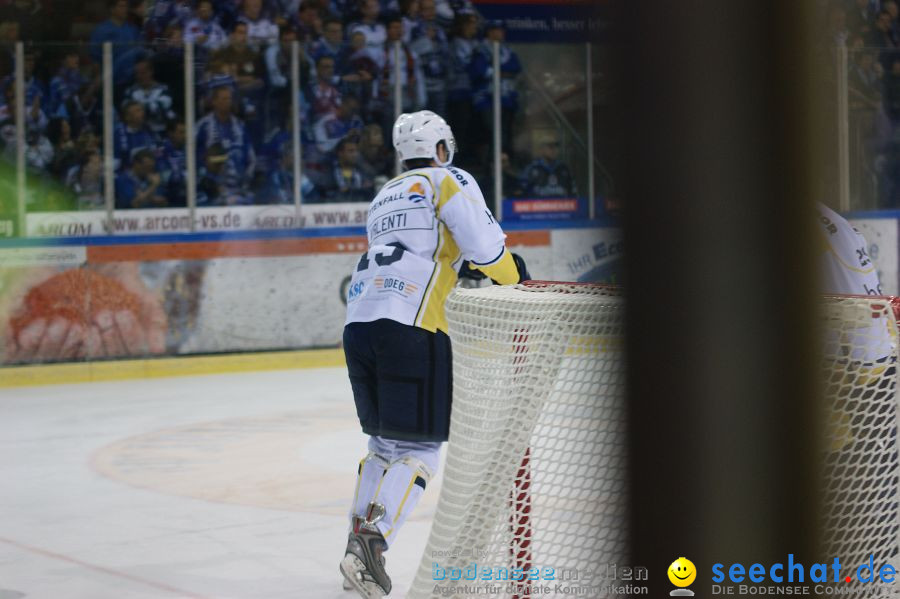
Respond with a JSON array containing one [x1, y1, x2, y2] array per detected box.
[[392, 110, 457, 167]]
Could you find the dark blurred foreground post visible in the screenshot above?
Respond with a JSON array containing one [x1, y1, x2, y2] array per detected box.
[[620, 0, 825, 590]]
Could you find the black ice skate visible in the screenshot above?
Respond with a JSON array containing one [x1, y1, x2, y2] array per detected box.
[[340, 528, 385, 592], [340, 503, 391, 598]]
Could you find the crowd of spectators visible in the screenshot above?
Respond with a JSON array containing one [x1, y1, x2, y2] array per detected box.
[[0, 0, 580, 210], [824, 0, 900, 207]]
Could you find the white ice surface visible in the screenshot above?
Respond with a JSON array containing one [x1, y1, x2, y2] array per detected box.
[[0, 367, 442, 599]]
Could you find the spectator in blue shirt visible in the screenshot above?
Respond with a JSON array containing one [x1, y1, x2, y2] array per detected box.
[[237, 0, 279, 50], [184, 0, 228, 51], [143, 0, 193, 42], [196, 141, 248, 205], [199, 55, 238, 112], [89, 0, 143, 91], [313, 21, 375, 106], [316, 136, 373, 203], [0, 82, 49, 157], [313, 93, 363, 154], [113, 99, 159, 171], [195, 86, 256, 198], [63, 80, 103, 138], [115, 148, 168, 208], [293, 0, 324, 40], [1, 48, 46, 111], [260, 147, 319, 204], [159, 120, 187, 206], [48, 50, 87, 118], [123, 59, 176, 135], [310, 16, 348, 70], [348, 0, 386, 51], [521, 135, 577, 198]]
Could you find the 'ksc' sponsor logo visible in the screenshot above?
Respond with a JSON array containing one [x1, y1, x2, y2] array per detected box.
[[347, 280, 365, 301]]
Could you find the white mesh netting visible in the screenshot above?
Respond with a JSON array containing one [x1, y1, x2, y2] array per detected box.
[[408, 283, 628, 599], [821, 295, 900, 594], [408, 290, 900, 599]]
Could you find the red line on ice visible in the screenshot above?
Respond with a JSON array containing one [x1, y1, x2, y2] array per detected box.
[[0, 535, 213, 598]]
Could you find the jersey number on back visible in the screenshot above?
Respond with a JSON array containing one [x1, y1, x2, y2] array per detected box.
[[356, 244, 406, 272]]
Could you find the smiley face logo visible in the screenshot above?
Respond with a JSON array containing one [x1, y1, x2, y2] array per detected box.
[[668, 557, 696, 587]]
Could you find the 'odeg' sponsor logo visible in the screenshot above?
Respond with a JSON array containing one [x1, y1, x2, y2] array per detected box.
[[374, 276, 418, 298]]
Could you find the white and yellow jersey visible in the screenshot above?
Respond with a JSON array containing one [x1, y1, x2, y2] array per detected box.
[[818, 202, 894, 362], [818, 202, 882, 296], [345, 165, 519, 333]]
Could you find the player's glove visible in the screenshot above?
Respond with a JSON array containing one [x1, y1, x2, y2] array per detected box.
[[459, 253, 530, 285], [458, 260, 487, 281], [486, 253, 531, 285], [511, 253, 531, 283]]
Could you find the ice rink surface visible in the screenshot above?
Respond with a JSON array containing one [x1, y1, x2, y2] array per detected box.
[[0, 367, 442, 599]]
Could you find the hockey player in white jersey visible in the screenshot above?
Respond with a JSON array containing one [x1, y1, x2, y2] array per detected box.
[[817, 201, 894, 362], [339, 110, 528, 598], [817, 201, 882, 297]]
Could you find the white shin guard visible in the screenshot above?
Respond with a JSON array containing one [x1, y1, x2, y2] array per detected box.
[[373, 455, 435, 546], [351, 451, 390, 523], [349, 436, 442, 548]]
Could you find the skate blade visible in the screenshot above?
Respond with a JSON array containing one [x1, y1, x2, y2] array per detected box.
[[340, 554, 386, 599]]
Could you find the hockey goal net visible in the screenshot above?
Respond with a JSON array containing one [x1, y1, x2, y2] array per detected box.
[[408, 282, 628, 599], [408, 287, 900, 599], [821, 295, 900, 591]]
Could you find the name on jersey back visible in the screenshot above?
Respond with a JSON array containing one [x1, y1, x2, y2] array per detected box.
[[368, 204, 434, 239], [370, 210, 410, 237]]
